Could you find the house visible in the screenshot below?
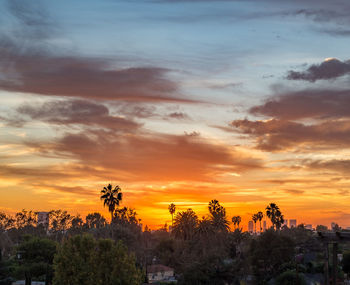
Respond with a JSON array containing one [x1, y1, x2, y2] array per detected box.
[[147, 264, 176, 283]]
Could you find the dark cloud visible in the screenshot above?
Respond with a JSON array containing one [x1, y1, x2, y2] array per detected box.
[[13, 99, 141, 131], [168, 112, 190, 120], [116, 104, 157, 119], [286, 58, 350, 82], [27, 130, 262, 182], [0, 0, 185, 102], [230, 118, 350, 151], [250, 89, 350, 120], [225, 87, 350, 151]]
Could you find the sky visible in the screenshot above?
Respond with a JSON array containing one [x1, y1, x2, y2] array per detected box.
[[1, 0, 350, 229]]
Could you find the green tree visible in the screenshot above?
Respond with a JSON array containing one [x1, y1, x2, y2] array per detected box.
[[173, 209, 198, 240], [100, 184, 123, 222], [250, 229, 295, 282], [53, 234, 143, 285], [15, 236, 57, 285], [266, 203, 284, 230], [168, 203, 176, 229], [208, 200, 230, 233]]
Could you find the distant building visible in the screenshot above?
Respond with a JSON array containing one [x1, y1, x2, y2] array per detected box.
[[289, 219, 297, 228], [147, 264, 176, 284], [37, 212, 49, 228], [263, 221, 266, 232], [331, 222, 336, 229], [283, 219, 288, 227], [305, 224, 313, 230], [248, 221, 254, 233]]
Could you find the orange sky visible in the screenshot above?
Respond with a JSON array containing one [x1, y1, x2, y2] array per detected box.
[[2, 0, 350, 230]]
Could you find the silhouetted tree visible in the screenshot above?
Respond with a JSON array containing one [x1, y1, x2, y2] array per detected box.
[[100, 184, 123, 222], [232, 216, 241, 230], [266, 203, 284, 230], [256, 212, 264, 233], [14, 210, 36, 229], [208, 200, 230, 233], [252, 214, 258, 234], [316, 225, 328, 232], [49, 210, 73, 234], [85, 213, 107, 229], [173, 209, 198, 240], [168, 203, 176, 230]]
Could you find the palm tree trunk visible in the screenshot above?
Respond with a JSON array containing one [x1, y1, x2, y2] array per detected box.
[[110, 211, 114, 239]]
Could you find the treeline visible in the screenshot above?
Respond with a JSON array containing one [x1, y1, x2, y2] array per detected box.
[[0, 184, 349, 284]]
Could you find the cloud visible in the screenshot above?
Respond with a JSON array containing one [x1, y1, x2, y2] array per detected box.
[[305, 159, 350, 174], [284, 189, 305, 195], [10, 99, 141, 131], [225, 86, 350, 151], [250, 89, 350, 120], [168, 112, 190, 120], [230, 118, 350, 151], [27, 130, 262, 182], [0, 0, 185, 102], [286, 58, 350, 82]]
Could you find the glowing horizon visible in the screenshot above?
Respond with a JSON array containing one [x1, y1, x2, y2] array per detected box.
[[1, 0, 350, 230]]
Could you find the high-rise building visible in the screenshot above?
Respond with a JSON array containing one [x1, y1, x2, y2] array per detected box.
[[283, 219, 288, 227], [248, 221, 254, 233], [37, 212, 49, 228], [289, 219, 297, 228]]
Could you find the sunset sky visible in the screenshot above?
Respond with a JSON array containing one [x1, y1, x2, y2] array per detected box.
[[1, 0, 350, 229]]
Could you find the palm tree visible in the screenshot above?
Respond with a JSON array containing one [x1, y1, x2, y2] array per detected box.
[[232, 216, 242, 230], [252, 214, 258, 234], [266, 203, 284, 230], [100, 184, 123, 222], [208, 200, 230, 232], [256, 211, 264, 233], [168, 203, 176, 230], [173, 209, 198, 240]]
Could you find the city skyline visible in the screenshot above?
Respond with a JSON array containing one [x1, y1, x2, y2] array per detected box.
[[1, 0, 350, 228]]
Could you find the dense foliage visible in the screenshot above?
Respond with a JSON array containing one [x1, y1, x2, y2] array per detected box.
[[53, 235, 143, 285], [0, 195, 346, 284]]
